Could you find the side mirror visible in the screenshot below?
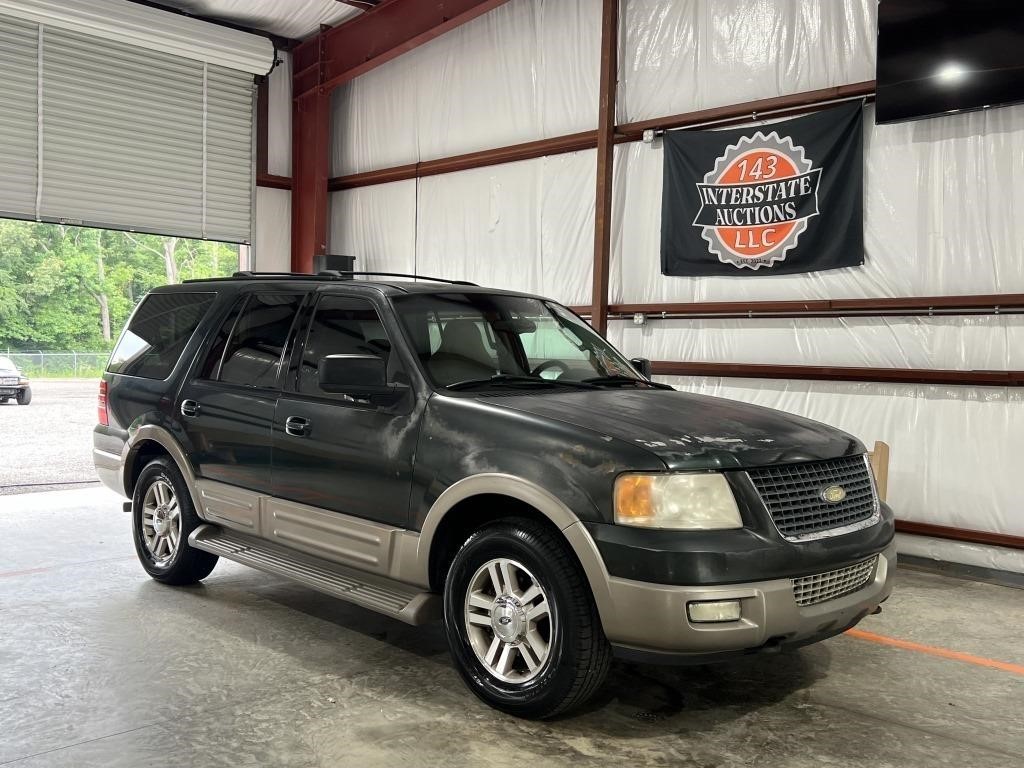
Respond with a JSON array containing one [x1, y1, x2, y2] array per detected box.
[[319, 354, 388, 394], [630, 357, 653, 379]]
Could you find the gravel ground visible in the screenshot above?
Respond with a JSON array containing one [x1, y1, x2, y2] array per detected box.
[[0, 379, 101, 495]]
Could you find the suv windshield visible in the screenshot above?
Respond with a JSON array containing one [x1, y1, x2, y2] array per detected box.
[[0, 357, 16, 371], [394, 292, 644, 388]]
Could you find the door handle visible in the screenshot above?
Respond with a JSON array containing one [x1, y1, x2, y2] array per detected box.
[[180, 399, 200, 418], [285, 415, 310, 437]]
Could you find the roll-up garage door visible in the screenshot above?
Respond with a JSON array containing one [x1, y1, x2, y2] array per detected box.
[[0, 17, 38, 218], [0, 2, 270, 243]]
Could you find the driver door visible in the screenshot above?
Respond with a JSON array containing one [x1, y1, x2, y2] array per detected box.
[[271, 293, 420, 528]]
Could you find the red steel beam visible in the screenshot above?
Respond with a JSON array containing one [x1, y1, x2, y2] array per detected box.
[[330, 131, 597, 191], [616, 81, 876, 141], [257, 174, 292, 190], [602, 294, 1024, 319], [328, 81, 875, 191], [294, 0, 512, 99], [589, 0, 617, 335], [894, 520, 1024, 551], [291, 88, 331, 272], [650, 361, 1024, 387], [256, 77, 269, 178]]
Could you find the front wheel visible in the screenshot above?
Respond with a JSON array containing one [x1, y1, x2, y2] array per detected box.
[[443, 518, 611, 719], [132, 457, 218, 585], [16, 387, 30, 405]]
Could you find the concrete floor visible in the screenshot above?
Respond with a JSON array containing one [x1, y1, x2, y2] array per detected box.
[[1, 488, 1022, 768], [0, 380, 99, 494]]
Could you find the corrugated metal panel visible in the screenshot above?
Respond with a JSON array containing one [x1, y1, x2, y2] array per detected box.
[[205, 65, 254, 242], [0, 15, 39, 218], [37, 26, 253, 242]]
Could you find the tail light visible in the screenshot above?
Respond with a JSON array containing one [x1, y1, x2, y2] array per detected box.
[[98, 380, 109, 426]]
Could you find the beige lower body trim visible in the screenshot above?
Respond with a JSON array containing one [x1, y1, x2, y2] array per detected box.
[[566, 521, 896, 654], [593, 538, 897, 654], [93, 447, 122, 495], [195, 479, 408, 579]]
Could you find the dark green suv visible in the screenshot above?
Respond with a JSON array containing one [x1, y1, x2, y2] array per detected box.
[[94, 272, 895, 719]]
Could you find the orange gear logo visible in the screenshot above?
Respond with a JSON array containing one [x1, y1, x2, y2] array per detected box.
[[692, 132, 822, 270]]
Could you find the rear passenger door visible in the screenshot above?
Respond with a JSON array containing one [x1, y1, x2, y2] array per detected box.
[[271, 293, 420, 528], [177, 291, 306, 494]]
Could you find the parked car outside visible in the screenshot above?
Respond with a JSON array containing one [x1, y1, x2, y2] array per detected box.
[[93, 273, 895, 719], [0, 356, 31, 404]]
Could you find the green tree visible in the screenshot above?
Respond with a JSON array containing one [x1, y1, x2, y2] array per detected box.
[[0, 219, 238, 351]]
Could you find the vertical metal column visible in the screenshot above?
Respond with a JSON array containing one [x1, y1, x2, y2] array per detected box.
[[590, 0, 618, 335], [290, 33, 330, 273]]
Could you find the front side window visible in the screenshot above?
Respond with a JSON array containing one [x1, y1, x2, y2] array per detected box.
[[107, 292, 215, 379], [297, 295, 396, 396], [213, 293, 303, 388], [394, 293, 642, 388]]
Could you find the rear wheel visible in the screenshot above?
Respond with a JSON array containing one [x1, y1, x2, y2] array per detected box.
[[443, 517, 610, 719], [15, 387, 30, 405], [132, 457, 217, 585]]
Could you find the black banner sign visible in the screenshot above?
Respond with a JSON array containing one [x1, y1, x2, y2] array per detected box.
[[661, 102, 864, 276]]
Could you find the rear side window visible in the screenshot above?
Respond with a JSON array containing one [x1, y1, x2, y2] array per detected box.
[[107, 292, 215, 379], [214, 293, 303, 388]]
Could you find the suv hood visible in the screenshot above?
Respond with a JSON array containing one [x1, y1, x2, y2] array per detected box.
[[487, 389, 862, 470]]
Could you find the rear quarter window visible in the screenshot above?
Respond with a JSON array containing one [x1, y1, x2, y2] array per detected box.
[[107, 292, 215, 379]]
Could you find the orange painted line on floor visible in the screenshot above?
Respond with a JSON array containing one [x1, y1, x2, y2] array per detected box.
[[0, 555, 135, 579], [0, 565, 52, 578], [846, 628, 1024, 677]]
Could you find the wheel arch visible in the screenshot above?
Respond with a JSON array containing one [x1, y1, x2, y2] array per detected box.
[[414, 474, 613, 621], [122, 425, 203, 514]]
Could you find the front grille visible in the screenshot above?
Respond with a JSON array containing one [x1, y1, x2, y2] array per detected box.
[[0, 377, 16, 386], [747, 455, 878, 541], [792, 556, 878, 606]]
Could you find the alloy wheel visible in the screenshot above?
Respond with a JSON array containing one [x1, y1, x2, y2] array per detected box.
[[464, 557, 553, 683]]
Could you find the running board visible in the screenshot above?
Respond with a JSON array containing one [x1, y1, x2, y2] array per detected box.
[[189, 524, 439, 625]]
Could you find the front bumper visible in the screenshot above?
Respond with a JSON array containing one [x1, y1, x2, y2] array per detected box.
[[594, 539, 896, 660]]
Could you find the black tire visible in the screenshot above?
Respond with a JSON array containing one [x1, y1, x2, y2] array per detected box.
[[443, 517, 611, 719], [132, 457, 218, 585], [16, 387, 30, 405]]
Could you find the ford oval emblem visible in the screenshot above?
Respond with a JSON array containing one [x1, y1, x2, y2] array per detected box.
[[821, 485, 847, 504]]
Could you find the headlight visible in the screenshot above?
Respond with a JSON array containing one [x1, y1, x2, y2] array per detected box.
[[614, 473, 742, 530]]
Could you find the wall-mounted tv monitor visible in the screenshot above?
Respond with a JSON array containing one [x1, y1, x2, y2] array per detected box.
[[876, 0, 1024, 124]]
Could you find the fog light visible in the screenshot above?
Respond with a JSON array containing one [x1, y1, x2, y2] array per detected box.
[[687, 599, 741, 623]]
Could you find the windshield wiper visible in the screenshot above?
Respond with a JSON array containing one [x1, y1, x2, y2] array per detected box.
[[581, 375, 674, 390], [446, 375, 598, 392]]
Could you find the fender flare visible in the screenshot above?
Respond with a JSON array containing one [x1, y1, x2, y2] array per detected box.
[[409, 473, 614, 620], [121, 424, 203, 514]]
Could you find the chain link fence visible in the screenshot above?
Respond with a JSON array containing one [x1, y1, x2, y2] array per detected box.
[[3, 351, 109, 379]]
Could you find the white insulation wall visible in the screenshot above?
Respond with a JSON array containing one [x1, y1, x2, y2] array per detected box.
[[253, 52, 292, 271], [327, 0, 1024, 570]]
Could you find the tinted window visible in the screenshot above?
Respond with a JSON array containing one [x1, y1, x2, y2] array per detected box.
[[395, 293, 638, 386], [217, 293, 302, 388], [107, 292, 215, 379], [298, 295, 394, 396]]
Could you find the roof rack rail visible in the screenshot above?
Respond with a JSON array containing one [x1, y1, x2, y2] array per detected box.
[[229, 271, 315, 278], [316, 270, 477, 286], [184, 271, 478, 286]]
